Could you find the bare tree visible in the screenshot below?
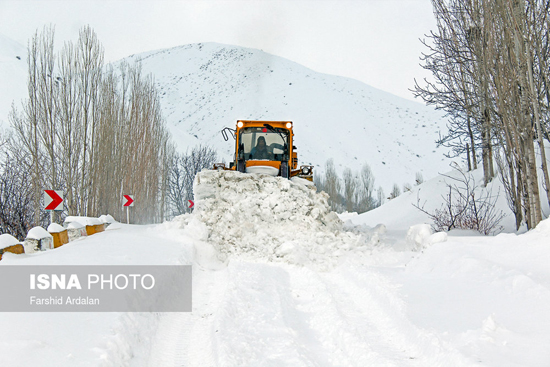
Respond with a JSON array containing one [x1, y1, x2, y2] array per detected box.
[[323, 159, 342, 211], [389, 184, 401, 200], [415, 172, 424, 185], [315, 161, 379, 214], [167, 145, 217, 217], [357, 163, 376, 212], [11, 29, 45, 224], [57, 40, 83, 217], [342, 168, 357, 212], [377, 187, 385, 207], [9, 26, 174, 225], [0, 139, 48, 239], [416, 0, 550, 230], [76, 26, 104, 216]]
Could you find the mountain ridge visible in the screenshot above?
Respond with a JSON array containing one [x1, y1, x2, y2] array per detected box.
[[126, 42, 451, 192], [0, 36, 452, 193]]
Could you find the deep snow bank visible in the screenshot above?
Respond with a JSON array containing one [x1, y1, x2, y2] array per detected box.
[[173, 170, 382, 269]]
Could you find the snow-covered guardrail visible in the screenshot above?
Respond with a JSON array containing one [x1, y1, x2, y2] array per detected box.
[[24, 226, 54, 252], [0, 214, 116, 261], [98, 215, 115, 229], [64, 216, 105, 236], [67, 221, 87, 241], [47, 223, 69, 249], [0, 234, 25, 261]]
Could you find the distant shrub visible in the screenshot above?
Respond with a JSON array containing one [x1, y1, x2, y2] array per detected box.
[[415, 172, 424, 185], [414, 169, 505, 235], [389, 184, 401, 199]]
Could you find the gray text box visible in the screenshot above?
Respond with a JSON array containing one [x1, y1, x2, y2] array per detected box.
[[0, 265, 192, 312]]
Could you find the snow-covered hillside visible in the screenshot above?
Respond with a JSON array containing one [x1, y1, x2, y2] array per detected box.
[[0, 33, 27, 129], [353, 144, 550, 235], [126, 42, 451, 192], [0, 36, 452, 192], [354, 166, 514, 232]]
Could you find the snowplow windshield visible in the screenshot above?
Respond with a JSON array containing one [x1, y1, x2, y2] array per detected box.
[[240, 127, 289, 161]]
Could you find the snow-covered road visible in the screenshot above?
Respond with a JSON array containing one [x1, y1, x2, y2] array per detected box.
[[2, 217, 550, 366], [147, 259, 475, 367], [2, 171, 550, 366]]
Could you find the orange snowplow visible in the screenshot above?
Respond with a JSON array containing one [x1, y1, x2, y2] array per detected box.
[[214, 120, 313, 180]]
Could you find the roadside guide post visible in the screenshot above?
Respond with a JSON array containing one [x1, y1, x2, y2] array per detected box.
[[44, 190, 64, 225], [123, 195, 134, 224]]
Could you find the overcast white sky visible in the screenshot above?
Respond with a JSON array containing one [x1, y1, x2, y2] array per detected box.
[[0, 0, 436, 101]]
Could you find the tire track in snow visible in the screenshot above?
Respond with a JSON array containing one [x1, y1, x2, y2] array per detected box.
[[147, 259, 477, 366], [147, 266, 229, 367], [316, 266, 479, 366], [210, 262, 323, 367], [288, 266, 413, 366]]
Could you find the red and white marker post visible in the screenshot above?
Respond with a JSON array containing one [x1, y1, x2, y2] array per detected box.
[[44, 190, 64, 224], [123, 195, 134, 224]]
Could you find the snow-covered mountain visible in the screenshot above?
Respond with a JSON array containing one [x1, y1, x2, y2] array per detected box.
[[0, 36, 452, 193], [126, 43, 452, 192], [3, 35, 550, 367]]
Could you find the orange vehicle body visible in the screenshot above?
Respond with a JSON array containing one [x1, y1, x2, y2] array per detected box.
[[215, 120, 313, 180]]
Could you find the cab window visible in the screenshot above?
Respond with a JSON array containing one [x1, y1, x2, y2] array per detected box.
[[239, 127, 289, 161]]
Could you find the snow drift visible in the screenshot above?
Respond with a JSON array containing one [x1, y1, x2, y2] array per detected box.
[[171, 170, 382, 269]]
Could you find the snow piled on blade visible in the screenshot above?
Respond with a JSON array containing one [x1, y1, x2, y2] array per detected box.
[[174, 170, 379, 269]]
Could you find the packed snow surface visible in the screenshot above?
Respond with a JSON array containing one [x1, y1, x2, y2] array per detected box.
[[25, 226, 52, 240], [64, 216, 102, 226], [0, 233, 20, 250], [47, 223, 65, 233], [184, 170, 381, 270], [67, 221, 85, 229]]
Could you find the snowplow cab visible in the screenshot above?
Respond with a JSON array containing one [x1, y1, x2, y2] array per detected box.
[[215, 120, 313, 180]]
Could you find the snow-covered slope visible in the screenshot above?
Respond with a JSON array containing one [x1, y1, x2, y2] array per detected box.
[[353, 144, 550, 234], [126, 43, 451, 192], [0, 33, 27, 129], [0, 38, 451, 192], [354, 166, 515, 233]]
